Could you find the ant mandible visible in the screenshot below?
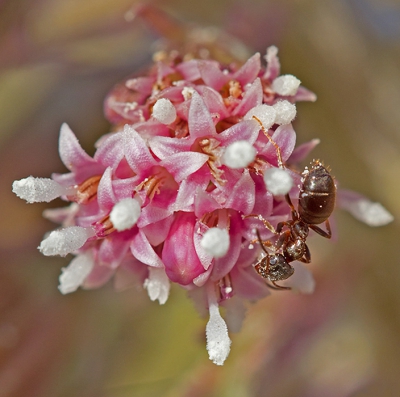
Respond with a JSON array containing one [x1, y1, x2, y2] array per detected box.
[[250, 116, 336, 289]]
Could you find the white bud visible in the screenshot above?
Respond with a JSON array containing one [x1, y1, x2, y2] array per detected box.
[[272, 100, 297, 125], [272, 74, 301, 96], [12, 176, 68, 203], [222, 141, 256, 169], [143, 267, 170, 305], [152, 98, 177, 124], [244, 104, 277, 130], [109, 198, 141, 231], [206, 301, 231, 365], [264, 168, 293, 196], [182, 86, 195, 100], [200, 228, 230, 258], [39, 226, 94, 257], [58, 251, 94, 294]]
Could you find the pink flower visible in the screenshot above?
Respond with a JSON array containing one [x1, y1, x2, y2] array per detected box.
[[12, 45, 393, 366]]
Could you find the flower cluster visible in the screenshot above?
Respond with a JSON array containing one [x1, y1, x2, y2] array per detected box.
[[12, 46, 393, 365]]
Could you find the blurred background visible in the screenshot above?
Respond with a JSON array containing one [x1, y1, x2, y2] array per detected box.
[[0, 0, 399, 396]]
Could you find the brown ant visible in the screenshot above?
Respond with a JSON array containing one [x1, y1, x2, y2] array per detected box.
[[250, 116, 336, 289]]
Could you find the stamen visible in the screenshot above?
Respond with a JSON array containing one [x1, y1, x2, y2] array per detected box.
[[72, 175, 102, 204]]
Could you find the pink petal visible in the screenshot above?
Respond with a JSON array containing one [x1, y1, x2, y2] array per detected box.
[[174, 173, 209, 212], [198, 86, 230, 119], [188, 91, 216, 139], [130, 229, 164, 268], [198, 61, 229, 91], [125, 76, 154, 94], [230, 265, 270, 300], [225, 170, 255, 215], [288, 139, 320, 164], [97, 167, 116, 211], [211, 212, 242, 281], [293, 86, 317, 102], [149, 136, 192, 160], [256, 123, 297, 166], [263, 46, 281, 81], [142, 215, 174, 246], [218, 119, 260, 146], [98, 231, 132, 268], [160, 152, 208, 182], [232, 78, 263, 116], [137, 204, 173, 228], [94, 132, 124, 169], [162, 212, 205, 285], [251, 173, 274, 219], [82, 259, 114, 289], [175, 59, 202, 81], [123, 125, 157, 175], [194, 188, 221, 218], [280, 262, 315, 293], [59, 123, 98, 171], [233, 53, 261, 86]]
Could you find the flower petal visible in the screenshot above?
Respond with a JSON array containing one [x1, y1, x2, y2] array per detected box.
[[160, 152, 208, 182], [162, 212, 205, 285], [130, 229, 164, 268], [123, 125, 157, 175], [188, 91, 217, 139], [225, 170, 255, 215], [59, 123, 97, 171]]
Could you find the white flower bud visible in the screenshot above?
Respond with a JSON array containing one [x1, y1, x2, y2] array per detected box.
[[200, 228, 230, 258], [110, 198, 141, 231], [152, 98, 177, 124], [12, 176, 69, 203], [222, 141, 256, 169], [264, 168, 293, 196], [58, 251, 94, 294], [272, 74, 301, 96], [244, 104, 276, 130]]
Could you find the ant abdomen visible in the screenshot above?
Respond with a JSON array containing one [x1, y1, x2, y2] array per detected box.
[[298, 161, 336, 225]]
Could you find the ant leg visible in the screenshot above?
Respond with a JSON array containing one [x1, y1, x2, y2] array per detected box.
[[285, 193, 299, 220], [276, 220, 291, 233], [243, 214, 277, 234], [252, 115, 284, 169], [256, 229, 270, 255], [266, 280, 291, 290], [298, 243, 311, 263], [275, 229, 291, 252], [309, 219, 332, 239]]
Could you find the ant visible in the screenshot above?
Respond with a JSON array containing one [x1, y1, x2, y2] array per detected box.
[[250, 116, 336, 289]]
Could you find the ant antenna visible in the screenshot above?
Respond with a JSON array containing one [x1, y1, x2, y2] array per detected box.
[[252, 115, 284, 169]]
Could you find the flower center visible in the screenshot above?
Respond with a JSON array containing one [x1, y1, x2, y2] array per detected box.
[[70, 175, 102, 204]]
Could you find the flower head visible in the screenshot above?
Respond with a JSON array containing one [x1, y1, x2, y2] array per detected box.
[[12, 44, 393, 365]]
